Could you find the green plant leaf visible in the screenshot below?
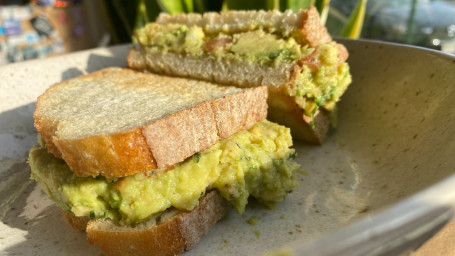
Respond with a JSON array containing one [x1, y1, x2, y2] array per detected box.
[[157, 0, 193, 14], [194, 0, 206, 12], [195, 0, 223, 12], [279, 0, 312, 12], [103, 0, 142, 43], [340, 0, 367, 39], [183, 0, 194, 12], [314, 0, 330, 24], [405, 0, 418, 44], [313, 0, 329, 14], [144, 0, 163, 20], [223, 0, 275, 11], [134, 0, 162, 32]]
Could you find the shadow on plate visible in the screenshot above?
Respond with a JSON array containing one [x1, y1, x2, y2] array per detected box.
[[1, 172, 101, 255], [61, 44, 130, 81]]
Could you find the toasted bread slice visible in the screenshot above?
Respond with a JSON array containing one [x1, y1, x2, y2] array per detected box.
[[61, 191, 229, 256], [155, 6, 331, 47], [34, 67, 268, 178]]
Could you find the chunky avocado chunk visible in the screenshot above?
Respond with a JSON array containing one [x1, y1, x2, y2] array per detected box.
[[136, 24, 205, 55], [229, 29, 302, 64], [29, 120, 299, 225]]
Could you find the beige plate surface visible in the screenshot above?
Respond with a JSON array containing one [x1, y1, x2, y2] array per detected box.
[[0, 40, 454, 256]]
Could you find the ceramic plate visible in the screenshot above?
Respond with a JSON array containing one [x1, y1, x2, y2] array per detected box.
[[0, 40, 454, 255]]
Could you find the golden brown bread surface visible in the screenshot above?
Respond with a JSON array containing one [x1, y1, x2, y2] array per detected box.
[[61, 191, 229, 256], [34, 68, 268, 178]]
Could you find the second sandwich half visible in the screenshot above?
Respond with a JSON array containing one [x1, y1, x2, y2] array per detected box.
[[128, 7, 352, 143]]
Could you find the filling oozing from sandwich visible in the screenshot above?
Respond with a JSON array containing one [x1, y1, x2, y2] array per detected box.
[[285, 44, 351, 116], [134, 24, 351, 117], [29, 120, 299, 225]]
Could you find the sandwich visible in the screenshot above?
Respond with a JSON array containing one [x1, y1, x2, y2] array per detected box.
[[128, 6, 352, 144], [28, 67, 299, 256]]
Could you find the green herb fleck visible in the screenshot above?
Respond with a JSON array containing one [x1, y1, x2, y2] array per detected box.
[[268, 50, 281, 60], [254, 230, 261, 238], [297, 169, 309, 175], [194, 153, 200, 163], [171, 25, 187, 36], [310, 111, 316, 129], [247, 216, 258, 226], [109, 193, 121, 208], [280, 49, 296, 61], [89, 210, 95, 219], [315, 86, 336, 107], [287, 152, 297, 160], [248, 163, 257, 170]]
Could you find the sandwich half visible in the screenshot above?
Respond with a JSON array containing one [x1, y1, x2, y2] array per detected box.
[[128, 6, 352, 143], [28, 67, 299, 256]]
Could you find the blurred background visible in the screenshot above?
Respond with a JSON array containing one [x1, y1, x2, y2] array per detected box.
[[328, 0, 455, 53], [0, 0, 454, 65]]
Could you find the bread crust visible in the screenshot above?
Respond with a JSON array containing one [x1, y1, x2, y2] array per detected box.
[[142, 86, 268, 169], [53, 128, 158, 178], [34, 68, 268, 178], [267, 86, 330, 143], [295, 6, 332, 47], [61, 191, 229, 256]]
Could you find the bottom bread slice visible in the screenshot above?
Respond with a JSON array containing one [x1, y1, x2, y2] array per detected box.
[[61, 190, 229, 256]]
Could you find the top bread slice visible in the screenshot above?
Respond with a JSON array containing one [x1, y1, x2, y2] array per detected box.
[[156, 6, 331, 47], [34, 67, 268, 178]]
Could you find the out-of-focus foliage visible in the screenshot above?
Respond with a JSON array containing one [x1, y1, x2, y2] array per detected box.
[[328, 0, 455, 53], [340, 0, 367, 38]]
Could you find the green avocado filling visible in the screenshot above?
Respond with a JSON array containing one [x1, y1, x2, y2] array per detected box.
[[135, 24, 306, 65], [29, 120, 299, 225], [134, 24, 352, 118]]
